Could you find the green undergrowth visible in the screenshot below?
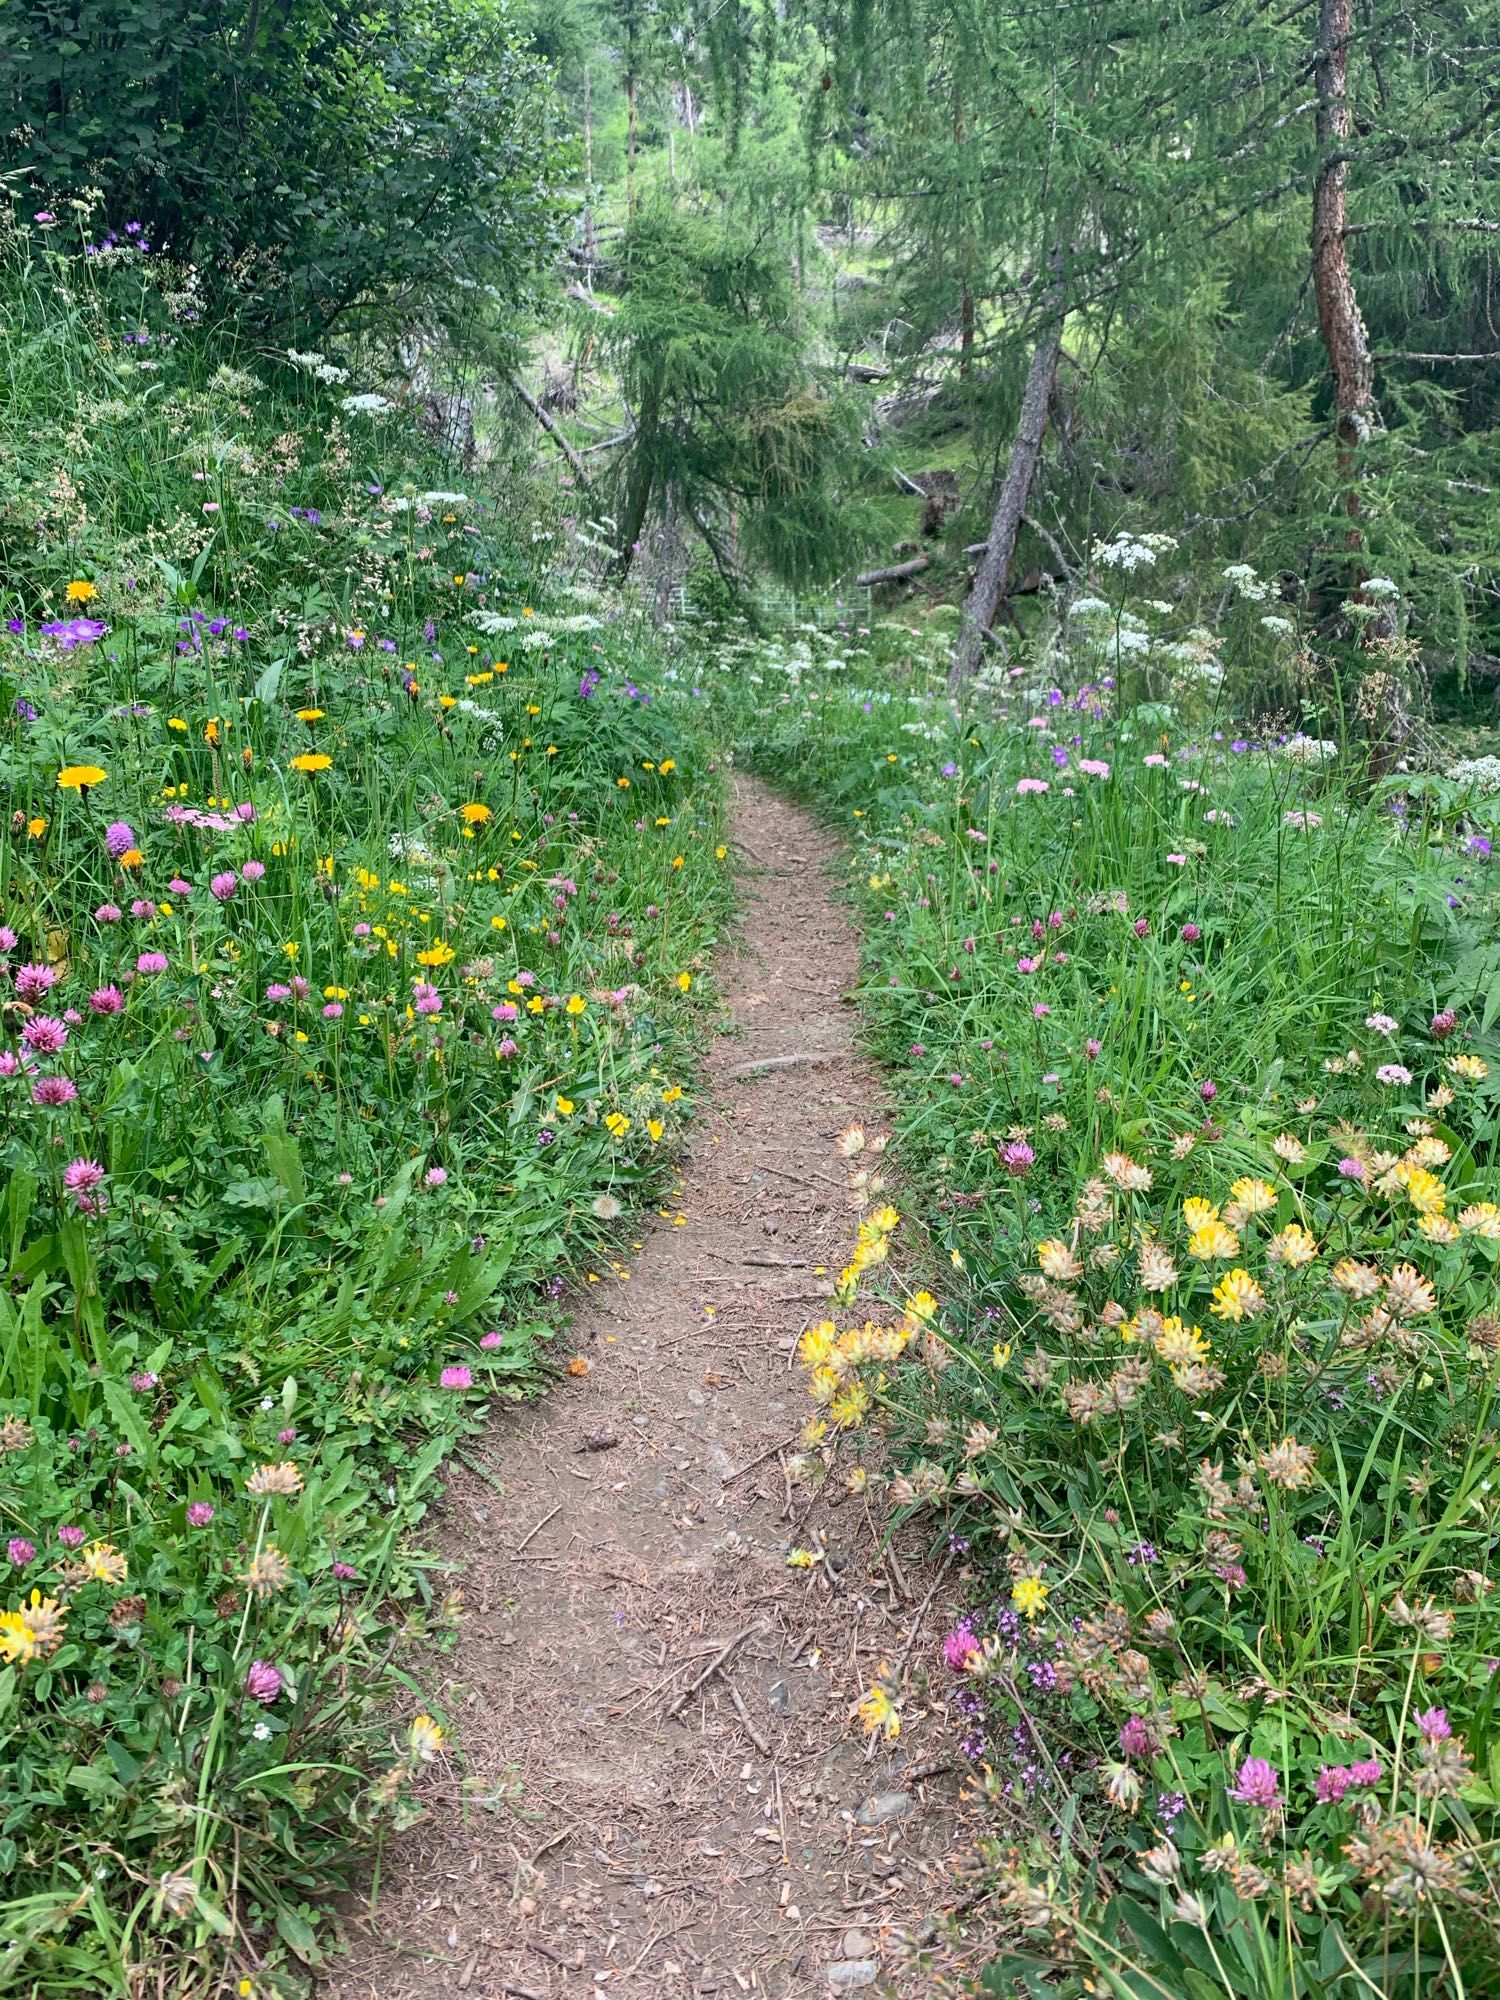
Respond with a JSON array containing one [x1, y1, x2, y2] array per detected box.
[[0, 225, 728, 1995], [704, 590, 1500, 1997]]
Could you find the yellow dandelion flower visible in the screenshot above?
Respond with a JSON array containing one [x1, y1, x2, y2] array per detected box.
[[288, 752, 333, 774], [57, 764, 107, 791], [459, 802, 492, 825], [65, 579, 97, 602]]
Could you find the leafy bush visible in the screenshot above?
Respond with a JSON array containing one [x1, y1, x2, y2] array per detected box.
[[0, 0, 570, 337], [708, 570, 1500, 1995], [0, 232, 726, 1993]]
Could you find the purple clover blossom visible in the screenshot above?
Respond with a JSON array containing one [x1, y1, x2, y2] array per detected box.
[[1228, 1756, 1281, 1808]]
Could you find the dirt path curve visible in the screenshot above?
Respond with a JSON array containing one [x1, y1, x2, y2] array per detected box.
[[330, 775, 964, 2000]]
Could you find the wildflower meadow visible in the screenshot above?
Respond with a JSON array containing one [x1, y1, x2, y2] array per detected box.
[[708, 569, 1500, 1996], [0, 214, 727, 1993]]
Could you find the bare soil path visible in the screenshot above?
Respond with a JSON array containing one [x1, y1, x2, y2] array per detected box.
[[329, 775, 964, 2000]]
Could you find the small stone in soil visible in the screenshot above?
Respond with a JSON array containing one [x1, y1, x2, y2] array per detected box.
[[827, 1961, 878, 1991], [855, 1791, 913, 1826], [842, 1929, 874, 1958]]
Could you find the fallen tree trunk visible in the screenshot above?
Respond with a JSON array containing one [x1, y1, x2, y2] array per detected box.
[[949, 299, 1066, 688], [510, 375, 592, 487], [856, 555, 933, 586]]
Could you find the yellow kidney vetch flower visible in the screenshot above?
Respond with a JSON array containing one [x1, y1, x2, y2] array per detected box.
[[1209, 1268, 1266, 1322], [1394, 1162, 1447, 1216], [1154, 1316, 1210, 1367], [1181, 1197, 1220, 1233], [1229, 1176, 1277, 1215], [799, 1321, 838, 1367], [1188, 1219, 1241, 1261], [1011, 1576, 1049, 1620], [856, 1671, 901, 1740]]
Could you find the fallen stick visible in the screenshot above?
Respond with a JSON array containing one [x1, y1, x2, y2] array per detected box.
[[666, 1622, 766, 1718], [729, 1052, 837, 1075], [893, 1553, 954, 1681], [511, 1503, 560, 1556], [728, 1679, 771, 1756], [721, 1436, 797, 1484]]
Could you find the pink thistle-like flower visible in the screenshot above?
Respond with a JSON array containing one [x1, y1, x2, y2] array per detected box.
[[322, 1002, 343, 1018], [129, 1371, 158, 1392], [21, 1016, 67, 1053], [130, 899, 156, 919], [1337, 1156, 1367, 1179], [1348, 1759, 1382, 1787], [7, 1537, 35, 1566], [1431, 1009, 1458, 1039], [58, 1524, 85, 1548], [496, 1037, 519, 1058], [240, 860, 265, 882], [186, 1502, 214, 1527], [1199, 1079, 1217, 1102], [209, 872, 237, 903], [136, 951, 168, 975], [168, 877, 193, 896], [942, 1625, 981, 1671], [265, 982, 292, 1002], [1133, 917, 1149, 938], [424, 1166, 448, 1188], [33, 1075, 78, 1107], [89, 985, 124, 1014], [439, 1364, 472, 1389], [277, 1427, 297, 1444], [95, 902, 123, 923], [480, 1331, 503, 1349], [245, 1659, 283, 1704], [1000, 1139, 1035, 1177], [332, 1561, 358, 1581], [1086, 1038, 1103, 1058], [14, 963, 57, 1002], [0, 925, 16, 952], [290, 976, 310, 1001], [492, 1001, 519, 1022], [1180, 922, 1201, 942], [1228, 1756, 1281, 1808], [1416, 1707, 1452, 1742]]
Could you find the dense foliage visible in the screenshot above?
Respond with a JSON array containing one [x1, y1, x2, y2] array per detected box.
[[0, 223, 726, 1995], [0, 0, 569, 337]]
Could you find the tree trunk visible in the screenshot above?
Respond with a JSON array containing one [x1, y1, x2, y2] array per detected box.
[[1311, 0, 1375, 556], [950, 307, 1065, 688], [626, 14, 639, 219], [510, 375, 591, 487], [582, 66, 595, 283]]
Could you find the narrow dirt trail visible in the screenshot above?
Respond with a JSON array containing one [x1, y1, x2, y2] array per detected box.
[[331, 775, 964, 2000]]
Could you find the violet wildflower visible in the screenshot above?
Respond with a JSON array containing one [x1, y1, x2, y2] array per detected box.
[[7, 1537, 35, 1567], [186, 1502, 214, 1527]]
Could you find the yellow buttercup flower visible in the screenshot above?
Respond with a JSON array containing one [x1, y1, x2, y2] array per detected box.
[[675, 972, 692, 993], [565, 993, 586, 1015]]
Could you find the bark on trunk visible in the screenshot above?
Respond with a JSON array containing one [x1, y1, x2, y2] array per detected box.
[[1312, 0, 1375, 553], [582, 66, 595, 283], [950, 311, 1065, 688], [856, 555, 933, 587]]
